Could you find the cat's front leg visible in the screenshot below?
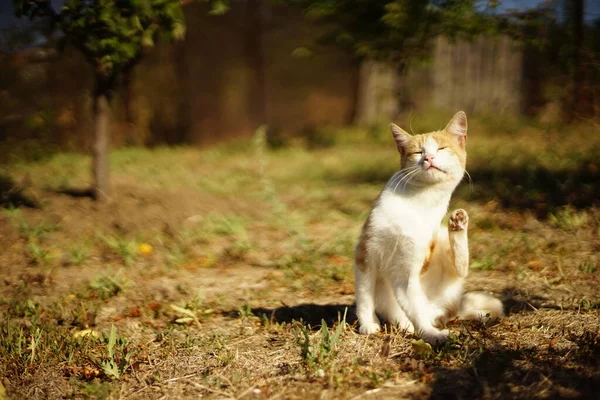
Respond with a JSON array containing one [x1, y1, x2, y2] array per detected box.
[[448, 209, 469, 277], [354, 264, 381, 334], [389, 269, 449, 345]]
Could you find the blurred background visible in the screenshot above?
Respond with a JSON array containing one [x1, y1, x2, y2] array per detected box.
[[0, 0, 598, 154], [2, 2, 600, 399]]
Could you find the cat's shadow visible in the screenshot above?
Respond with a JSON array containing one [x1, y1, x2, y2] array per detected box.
[[246, 287, 553, 329], [251, 303, 356, 328]]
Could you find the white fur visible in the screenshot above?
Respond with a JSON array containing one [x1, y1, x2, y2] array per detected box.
[[355, 115, 503, 344]]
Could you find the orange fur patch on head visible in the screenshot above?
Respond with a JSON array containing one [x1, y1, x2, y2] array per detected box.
[[400, 131, 467, 170]]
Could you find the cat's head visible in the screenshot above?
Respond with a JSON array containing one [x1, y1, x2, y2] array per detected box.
[[390, 111, 467, 186]]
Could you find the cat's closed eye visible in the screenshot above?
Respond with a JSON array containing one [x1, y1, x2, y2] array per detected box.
[[411, 151, 423, 156], [438, 147, 448, 151]]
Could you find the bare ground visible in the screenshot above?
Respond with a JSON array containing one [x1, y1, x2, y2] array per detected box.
[[1, 127, 600, 399]]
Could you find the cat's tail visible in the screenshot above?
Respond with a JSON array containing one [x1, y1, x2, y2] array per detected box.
[[458, 292, 504, 321]]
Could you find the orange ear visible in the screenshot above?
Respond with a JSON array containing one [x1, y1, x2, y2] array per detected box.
[[444, 111, 467, 146], [390, 123, 411, 153]]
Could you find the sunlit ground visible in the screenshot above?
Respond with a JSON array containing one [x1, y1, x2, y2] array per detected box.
[[1, 116, 599, 399]]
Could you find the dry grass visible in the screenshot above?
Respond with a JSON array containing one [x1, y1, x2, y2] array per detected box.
[[1, 119, 599, 399]]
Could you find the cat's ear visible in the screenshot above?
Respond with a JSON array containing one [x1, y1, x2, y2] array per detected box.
[[444, 111, 467, 146], [390, 123, 411, 153]]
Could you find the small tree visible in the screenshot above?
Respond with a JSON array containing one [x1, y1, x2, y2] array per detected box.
[[13, 0, 186, 201]]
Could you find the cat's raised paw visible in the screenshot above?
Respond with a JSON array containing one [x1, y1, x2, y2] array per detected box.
[[358, 322, 381, 335], [449, 209, 469, 231]]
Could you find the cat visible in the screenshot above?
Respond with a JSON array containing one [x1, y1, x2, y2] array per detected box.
[[354, 111, 503, 344]]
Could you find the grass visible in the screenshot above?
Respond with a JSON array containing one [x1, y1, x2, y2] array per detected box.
[[88, 273, 128, 300], [0, 118, 599, 399]]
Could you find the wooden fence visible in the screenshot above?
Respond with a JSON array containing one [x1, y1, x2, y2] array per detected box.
[[431, 35, 523, 115]]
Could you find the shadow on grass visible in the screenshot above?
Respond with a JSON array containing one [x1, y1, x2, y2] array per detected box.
[[499, 287, 553, 315], [248, 287, 563, 329], [252, 303, 356, 328], [0, 174, 39, 208], [430, 336, 600, 399], [460, 160, 600, 217], [434, 287, 600, 398], [328, 159, 600, 216], [52, 187, 96, 199]]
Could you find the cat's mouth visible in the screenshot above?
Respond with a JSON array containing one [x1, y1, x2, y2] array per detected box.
[[425, 164, 445, 173]]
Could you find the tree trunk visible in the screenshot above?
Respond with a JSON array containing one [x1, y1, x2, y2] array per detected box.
[[93, 82, 111, 202], [122, 66, 138, 146], [568, 0, 585, 120], [354, 60, 400, 126], [346, 59, 361, 125], [245, 0, 268, 128]]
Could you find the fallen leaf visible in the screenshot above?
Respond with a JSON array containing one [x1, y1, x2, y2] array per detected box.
[[138, 243, 153, 256], [526, 260, 543, 270], [126, 307, 141, 318], [73, 329, 100, 339]]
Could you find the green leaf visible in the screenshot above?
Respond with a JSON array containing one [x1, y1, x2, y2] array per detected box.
[[101, 359, 121, 380], [291, 47, 312, 58], [411, 339, 433, 358], [131, 15, 143, 31], [209, 0, 230, 16], [172, 22, 186, 41], [107, 325, 117, 358]]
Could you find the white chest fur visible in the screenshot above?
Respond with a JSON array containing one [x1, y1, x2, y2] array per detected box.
[[371, 187, 452, 248]]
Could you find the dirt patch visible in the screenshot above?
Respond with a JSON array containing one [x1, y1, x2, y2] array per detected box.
[[1, 140, 600, 399]]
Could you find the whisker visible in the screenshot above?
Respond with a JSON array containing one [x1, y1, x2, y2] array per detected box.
[[386, 170, 404, 190], [463, 169, 476, 197], [393, 168, 420, 193], [386, 168, 414, 189], [400, 169, 421, 191]]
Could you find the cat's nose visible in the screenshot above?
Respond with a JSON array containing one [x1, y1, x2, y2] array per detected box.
[[424, 155, 434, 163]]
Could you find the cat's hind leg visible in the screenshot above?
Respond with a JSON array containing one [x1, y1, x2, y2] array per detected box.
[[459, 292, 504, 320], [354, 264, 381, 334], [375, 278, 414, 333]]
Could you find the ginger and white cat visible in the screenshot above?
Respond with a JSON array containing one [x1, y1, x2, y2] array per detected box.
[[354, 111, 503, 344]]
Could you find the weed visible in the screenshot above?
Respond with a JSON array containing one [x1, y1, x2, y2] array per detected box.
[[549, 206, 588, 229], [100, 325, 135, 380], [198, 213, 253, 257], [293, 309, 347, 370], [80, 382, 113, 400], [89, 273, 127, 300], [578, 299, 600, 312], [101, 235, 138, 266], [578, 262, 597, 274], [470, 256, 496, 271], [68, 243, 90, 266], [170, 290, 212, 327], [170, 304, 202, 327], [3, 208, 59, 240], [165, 244, 189, 268], [364, 370, 393, 387], [27, 240, 58, 266]]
